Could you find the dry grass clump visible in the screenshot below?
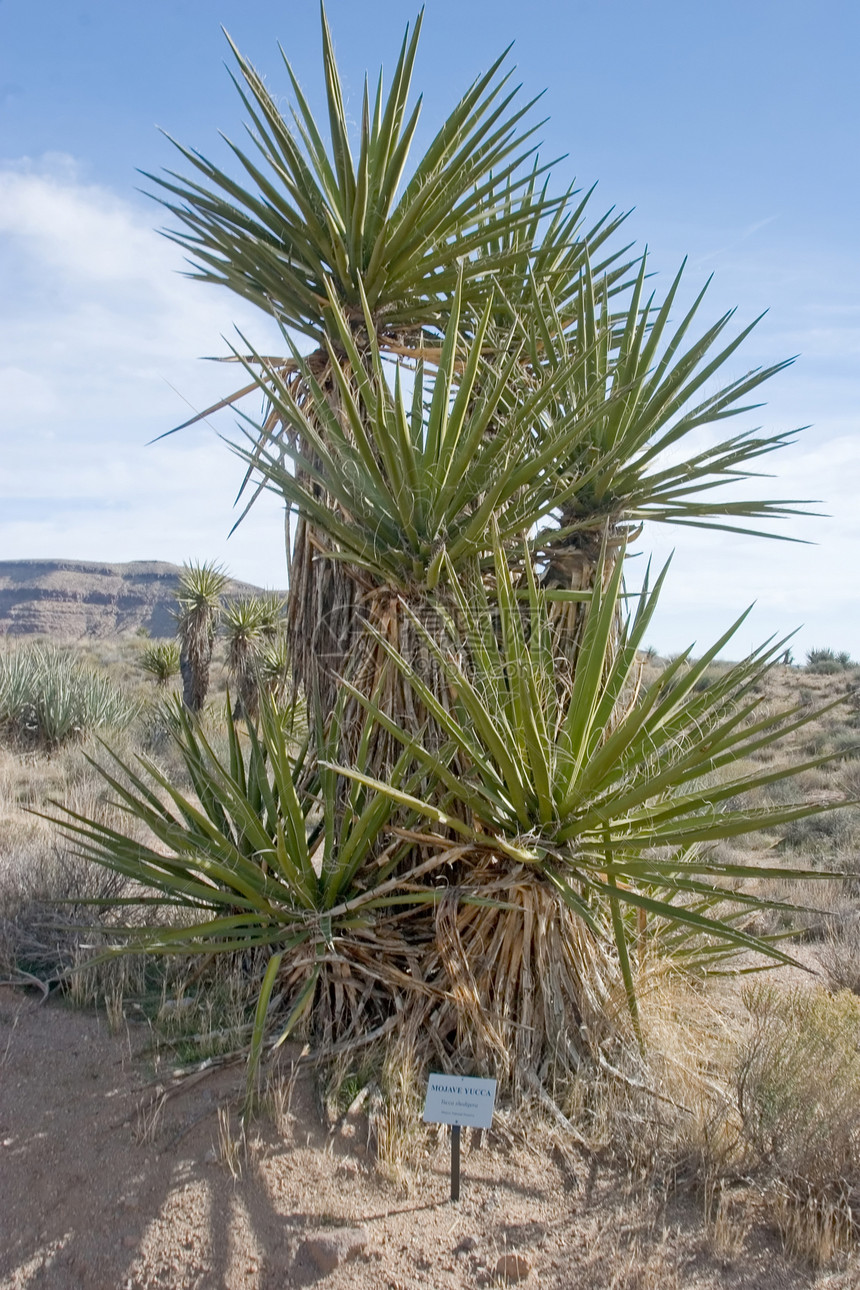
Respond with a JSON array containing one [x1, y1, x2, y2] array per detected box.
[[332, 1037, 428, 1188], [543, 969, 860, 1269], [0, 719, 178, 1015], [559, 967, 740, 1186], [216, 1104, 246, 1180], [817, 917, 860, 995], [1, 765, 122, 984], [149, 964, 260, 1066], [77, 634, 166, 699], [0, 686, 268, 1061], [0, 723, 151, 988], [736, 984, 860, 1264], [0, 840, 128, 983]]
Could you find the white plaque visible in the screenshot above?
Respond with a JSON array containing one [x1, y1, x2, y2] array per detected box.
[[422, 1073, 497, 1129]]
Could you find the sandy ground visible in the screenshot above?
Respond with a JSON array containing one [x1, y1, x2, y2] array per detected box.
[[3, 987, 860, 1290]]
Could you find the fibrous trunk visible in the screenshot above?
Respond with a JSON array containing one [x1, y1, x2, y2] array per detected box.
[[180, 635, 213, 713]]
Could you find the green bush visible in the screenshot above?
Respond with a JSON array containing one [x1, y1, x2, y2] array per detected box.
[[779, 806, 858, 854], [0, 645, 138, 748], [806, 647, 854, 674]]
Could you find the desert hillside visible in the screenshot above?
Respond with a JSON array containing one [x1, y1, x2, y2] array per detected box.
[[0, 559, 275, 640]]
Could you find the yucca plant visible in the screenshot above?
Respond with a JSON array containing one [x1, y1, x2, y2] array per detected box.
[[226, 272, 807, 723], [56, 8, 850, 1111], [151, 5, 570, 690], [139, 640, 180, 686], [0, 644, 138, 748], [228, 279, 610, 719], [222, 593, 289, 717], [326, 538, 846, 1070], [254, 592, 290, 704], [258, 633, 293, 708], [151, 8, 554, 345], [50, 695, 454, 1109], [175, 560, 229, 712], [155, 9, 808, 712], [222, 596, 267, 718], [256, 591, 287, 637], [53, 556, 847, 1098]]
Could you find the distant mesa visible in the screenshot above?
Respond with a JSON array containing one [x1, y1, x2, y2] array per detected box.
[[0, 559, 276, 640]]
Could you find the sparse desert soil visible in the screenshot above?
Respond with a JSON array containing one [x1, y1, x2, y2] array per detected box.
[[2, 987, 858, 1290]]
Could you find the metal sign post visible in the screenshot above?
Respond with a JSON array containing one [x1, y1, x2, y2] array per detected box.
[[422, 1073, 497, 1203], [451, 1124, 461, 1202]]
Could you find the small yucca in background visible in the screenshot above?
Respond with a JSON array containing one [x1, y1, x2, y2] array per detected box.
[[222, 596, 267, 717], [806, 647, 855, 674], [222, 594, 286, 717], [0, 644, 137, 748], [175, 560, 229, 712], [258, 633, 292, 708], [139, 640, 180, 686]]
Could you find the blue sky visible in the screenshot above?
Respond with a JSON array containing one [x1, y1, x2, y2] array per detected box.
[[1, 0, 858, 657]]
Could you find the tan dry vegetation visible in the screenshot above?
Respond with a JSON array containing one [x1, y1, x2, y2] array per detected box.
[[1, 651, 860, 1288]]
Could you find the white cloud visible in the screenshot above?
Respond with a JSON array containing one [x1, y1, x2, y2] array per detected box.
[[0, 155, 289, 587], [0, 154, 167, 283]]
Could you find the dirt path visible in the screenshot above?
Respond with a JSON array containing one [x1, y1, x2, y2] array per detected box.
[[2, 987, 857, 1290]]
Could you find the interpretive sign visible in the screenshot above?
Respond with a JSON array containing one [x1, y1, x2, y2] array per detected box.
[[423, 1074, 497, 1202], [423, 1074, 497, 1129]]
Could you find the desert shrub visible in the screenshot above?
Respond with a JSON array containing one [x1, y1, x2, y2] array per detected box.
[[0, 838, 130, 980], [139, 640, 180, 685], [0, 644, 139, 748], [778, 806, 859, 855], [691, 663, 730, 693], [841, 760, 860, 797], [806, 647, 854, 674], [818, 918, 860, 995], [736, 984, 860, 1262], [829, 729, 860, 758]]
